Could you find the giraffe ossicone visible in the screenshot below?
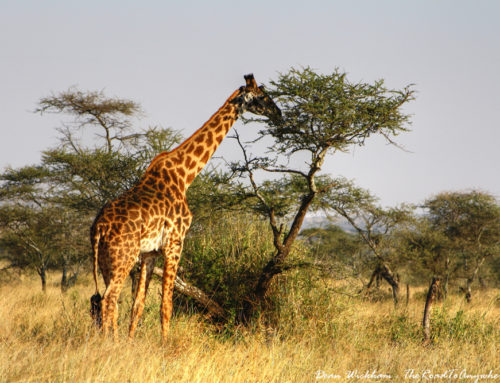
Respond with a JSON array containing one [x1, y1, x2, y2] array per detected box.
[[90, 74, 281, 340]]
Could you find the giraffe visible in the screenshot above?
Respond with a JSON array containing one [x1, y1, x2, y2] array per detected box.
[[90, 74, 281, 340]]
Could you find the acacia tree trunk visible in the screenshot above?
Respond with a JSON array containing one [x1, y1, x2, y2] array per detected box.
[[231, 130, 333, 325], [38, 265, 47, 292], [443, 273, 449, 300], [423, 277, 440, 345], [61, 263, 68, 293], [406, 283, 410, 306], [61, 260, 79, 293], [365, 267, 380, 291], [376, 272, 382, 289], [478, 275, 487, 289], [364, 263, 400, 305], [378, 263, 400, 306], [464, 257, 485, 303], [443, 256, 450, 300]]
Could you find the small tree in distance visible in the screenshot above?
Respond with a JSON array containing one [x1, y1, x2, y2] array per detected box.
[[35, 88, 142, 154], [0, 205, 68, 291], [423, 191, 500, 302], [322, 183, 414, 305], [229, 67, 415, 320]]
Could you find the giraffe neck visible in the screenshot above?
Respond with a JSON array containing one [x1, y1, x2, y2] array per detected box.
[[140, 89, 241, 193]]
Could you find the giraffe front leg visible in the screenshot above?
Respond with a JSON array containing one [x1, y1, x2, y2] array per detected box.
[[129, 253, 157, 338], [160, 237, 183, 342]]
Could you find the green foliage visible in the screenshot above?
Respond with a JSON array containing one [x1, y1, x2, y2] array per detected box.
[[39, 127, 183, 213], [398, 217, 451, 280], [0, 204, 88, 288], [319, 179, 415, 288], [425, 191, 500, 251], [431, 306, 496, 343], [388, 305, 498, 346], [186, 169, 241, 220], [202, 67, 414, 317], [301, 224, 363, 278], [41, 149, 142, 211], [35, 88, 142, 153], [231, 66, 415, 230], [419, 191, 500, 287], [180, 213, 276, 318], [390, 313, 420, 344], [262, 67, 414, 155]]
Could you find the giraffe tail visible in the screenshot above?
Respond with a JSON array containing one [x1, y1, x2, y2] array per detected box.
[[90, 226, 103, 328]]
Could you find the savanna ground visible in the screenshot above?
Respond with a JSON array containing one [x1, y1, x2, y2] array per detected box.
[[0, 272, 498, 383]]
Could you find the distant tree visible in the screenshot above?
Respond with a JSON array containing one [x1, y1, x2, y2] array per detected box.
[[423, 191, 500, 302], [398, 216, 453, 297], [35, 88, 142, 154], [57, 208, 90, 292], [0, 206, 64, 290], [321, 182, 414, 304], [228, 67, 414, 320], [300, 224, 363, 280]]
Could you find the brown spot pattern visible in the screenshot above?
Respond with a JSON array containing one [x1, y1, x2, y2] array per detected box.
[[194, 145, 204, 157]]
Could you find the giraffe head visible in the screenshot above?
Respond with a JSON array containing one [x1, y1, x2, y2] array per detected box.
[[232, 74, 282, 123]]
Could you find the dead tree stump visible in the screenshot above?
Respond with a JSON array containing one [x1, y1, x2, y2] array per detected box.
[[423, 277, 440, 345], [406, 283, 410, 306]]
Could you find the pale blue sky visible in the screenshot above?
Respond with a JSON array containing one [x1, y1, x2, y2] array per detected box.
[[1, 0, 499, 207]]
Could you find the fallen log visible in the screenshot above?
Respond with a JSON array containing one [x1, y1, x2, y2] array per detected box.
[[153, 267, 226, 321]]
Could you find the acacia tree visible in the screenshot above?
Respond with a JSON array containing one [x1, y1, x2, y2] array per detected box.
[[229, 67, 415, 320], [36, 88, 142, 154], [398, 216, 453, 298], [300, 223, 363, 281], [0, 206, 67, 291], [321, 183, 414, 304], [423, 191, 500, 302]]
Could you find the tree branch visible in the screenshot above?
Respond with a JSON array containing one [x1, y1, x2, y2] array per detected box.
[[256, 165, 308, 178]]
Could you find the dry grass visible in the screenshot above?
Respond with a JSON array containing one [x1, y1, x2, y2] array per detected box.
[[0, 273, 498, 383]]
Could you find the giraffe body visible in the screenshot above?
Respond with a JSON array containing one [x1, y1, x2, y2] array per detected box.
[[90, 74, 280, 340]]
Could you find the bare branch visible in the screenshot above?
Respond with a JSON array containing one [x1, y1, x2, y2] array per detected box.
[[256, 165, 308, 178], [380, 131, 413, 153], [232, 130, 269, 210]]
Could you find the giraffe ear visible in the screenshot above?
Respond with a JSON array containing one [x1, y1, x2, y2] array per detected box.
[[244, 74, 257, 88]]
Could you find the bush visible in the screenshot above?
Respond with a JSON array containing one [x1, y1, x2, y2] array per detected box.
[[390, 313, 420, 344], [179, 212, 277, 322], [431, 306, 496, 343]]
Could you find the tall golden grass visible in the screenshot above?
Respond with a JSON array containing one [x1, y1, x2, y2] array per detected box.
[[0, 272, 498, 383]]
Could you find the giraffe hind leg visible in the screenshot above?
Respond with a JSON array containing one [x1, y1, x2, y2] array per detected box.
[[129, 253, 157, 338], [93, 243, 112, 333], [101, 269, 131, 339]]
